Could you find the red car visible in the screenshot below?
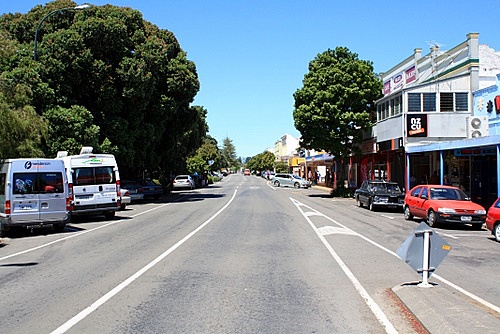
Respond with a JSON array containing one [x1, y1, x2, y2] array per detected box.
[[486, 197, 500, 242], [404, 185, 486, 229]]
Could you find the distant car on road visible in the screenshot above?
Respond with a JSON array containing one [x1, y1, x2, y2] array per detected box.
[[486, 197, 500, 242], [139, 179, 163, 199], [404, 185, 486, 229], [244, 168, 251, 176], [271, 173, 310, 189], [173, 175, 195, 190], [354, 180, 404, 211]]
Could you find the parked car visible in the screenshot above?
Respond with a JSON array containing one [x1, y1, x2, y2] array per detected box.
[[120, 180, 144, 202], [271, 173, 310, 189], [404, 185, 486, 228], [119, 188, 131, 210], [354, 180, 405, 211], [486, 197, 500, 242], [139, 179, 163, 199], [173, 175, 195, 190]]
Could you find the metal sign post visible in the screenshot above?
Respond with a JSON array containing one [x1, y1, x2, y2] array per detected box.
[[397, 222, 451, 288]]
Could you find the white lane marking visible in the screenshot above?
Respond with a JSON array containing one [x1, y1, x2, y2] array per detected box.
[[380, 215, 395, 220], [0, 203, 172, 262], [290, 198, 500, 317], [50, 189, 238, 334], [290, 198, 398, 334], [317, 226, 357, 236]]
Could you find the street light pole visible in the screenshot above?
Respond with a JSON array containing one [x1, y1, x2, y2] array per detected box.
[[33, 4, 90, 61]]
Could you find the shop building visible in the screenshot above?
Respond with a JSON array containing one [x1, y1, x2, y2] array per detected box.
[[356, 32, 500, 207]]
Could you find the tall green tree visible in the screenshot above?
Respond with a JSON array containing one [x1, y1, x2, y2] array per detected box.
[[246, 150, 275, 172], [220, 137, 238, 171], [293, 47, 382, 179], [0, 1, 206, 181]]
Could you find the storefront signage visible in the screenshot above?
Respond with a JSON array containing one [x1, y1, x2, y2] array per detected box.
[[407, 114, 428, 137], [383, 80, 391, 95], [405, 66, 416, 84], [392, 73, 403, 92], [454, 147, 496, 156]]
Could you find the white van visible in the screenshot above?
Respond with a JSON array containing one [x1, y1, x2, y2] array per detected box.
[[56, 147, 121, 220], [0, 158, 70, 236]]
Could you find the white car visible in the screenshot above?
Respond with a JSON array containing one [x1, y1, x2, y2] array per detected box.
[[173, 175, 195, 190], [120, 188, 132, 210]]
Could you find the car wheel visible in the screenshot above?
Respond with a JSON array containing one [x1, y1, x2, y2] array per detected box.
[[294, 182, 300, 189], [404, 206, 413, 220], [274, 181, 280, 187], [428, 210, 438, 227], [357, 197, 363, 208], [493, 223, 500, 242], [369, 200, 375, 211]]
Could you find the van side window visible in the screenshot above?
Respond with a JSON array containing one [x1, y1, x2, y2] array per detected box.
[[40, 172, 64, 193], [74, 167, 115, 185], [0, 173, 5, 195], [74, 167, 94, 185], [13, 173, 36, 194], [95, 167, 115, 184]]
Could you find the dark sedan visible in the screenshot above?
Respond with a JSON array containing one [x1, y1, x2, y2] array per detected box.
[[354, 180, 405, 211]]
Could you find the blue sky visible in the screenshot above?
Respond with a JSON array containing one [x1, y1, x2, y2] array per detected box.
[[3, 1, 500, 158]]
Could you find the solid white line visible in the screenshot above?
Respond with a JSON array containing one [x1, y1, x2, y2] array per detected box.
[[50, 189, 238, 334], [0, 203, 171, 262], [290, 198, 398, 334], [289, 198, 500, 316]]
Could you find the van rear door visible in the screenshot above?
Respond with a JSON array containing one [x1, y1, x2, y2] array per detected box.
[[38, 166, 67, 222], [11, 169, 39, 224]]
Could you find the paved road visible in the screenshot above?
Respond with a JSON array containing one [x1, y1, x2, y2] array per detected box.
[[0, 174, 498, 333]]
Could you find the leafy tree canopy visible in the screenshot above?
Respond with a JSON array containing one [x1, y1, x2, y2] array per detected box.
[[0, 0, 206, 183], [246, 150, 275, 172], [220, 136, 239, 171], [293, 47, 382, 161]]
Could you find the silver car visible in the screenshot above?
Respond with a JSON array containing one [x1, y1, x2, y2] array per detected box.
[[271, 173, 310, 189], [173, 175, 195, 190]]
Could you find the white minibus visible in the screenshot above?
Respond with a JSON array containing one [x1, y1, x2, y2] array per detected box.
[[56, 147, 121, 220]]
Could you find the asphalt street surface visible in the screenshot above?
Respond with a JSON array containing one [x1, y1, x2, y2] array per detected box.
[[0, 174, 498, 333]]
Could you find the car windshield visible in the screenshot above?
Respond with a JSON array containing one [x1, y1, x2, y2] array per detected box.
[[429, 187, 467, 200], [369, 183, 400, 192], [292, 175, 302, 180]]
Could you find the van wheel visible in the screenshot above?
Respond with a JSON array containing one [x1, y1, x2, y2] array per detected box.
[[53, 223, 66, 232], [104, 211, 116, 219]]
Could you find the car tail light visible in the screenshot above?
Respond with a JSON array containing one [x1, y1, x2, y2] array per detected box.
[[5, 200, 10, 215], [116, 180, 121, 207]]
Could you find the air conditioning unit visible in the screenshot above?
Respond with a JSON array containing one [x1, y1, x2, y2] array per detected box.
[[466, 116, 489, 138]]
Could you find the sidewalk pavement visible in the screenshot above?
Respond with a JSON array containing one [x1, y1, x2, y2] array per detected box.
[[311, 185, 500, 333]]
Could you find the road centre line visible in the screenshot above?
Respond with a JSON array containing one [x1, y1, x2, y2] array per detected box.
[[50, 188, 238, 334], [289, 197, 500, 317], [290, 197, 398, 334]]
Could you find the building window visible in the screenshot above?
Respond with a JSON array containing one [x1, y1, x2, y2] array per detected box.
[[423, 93, 436, 112], [456, 93, 468, 111], [408, 93, 421, 112], [439, 92, 469, 112], [440, 92, 454, 111]]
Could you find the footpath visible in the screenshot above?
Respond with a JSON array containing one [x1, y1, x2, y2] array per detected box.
[[311, 185, 500, 333]]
